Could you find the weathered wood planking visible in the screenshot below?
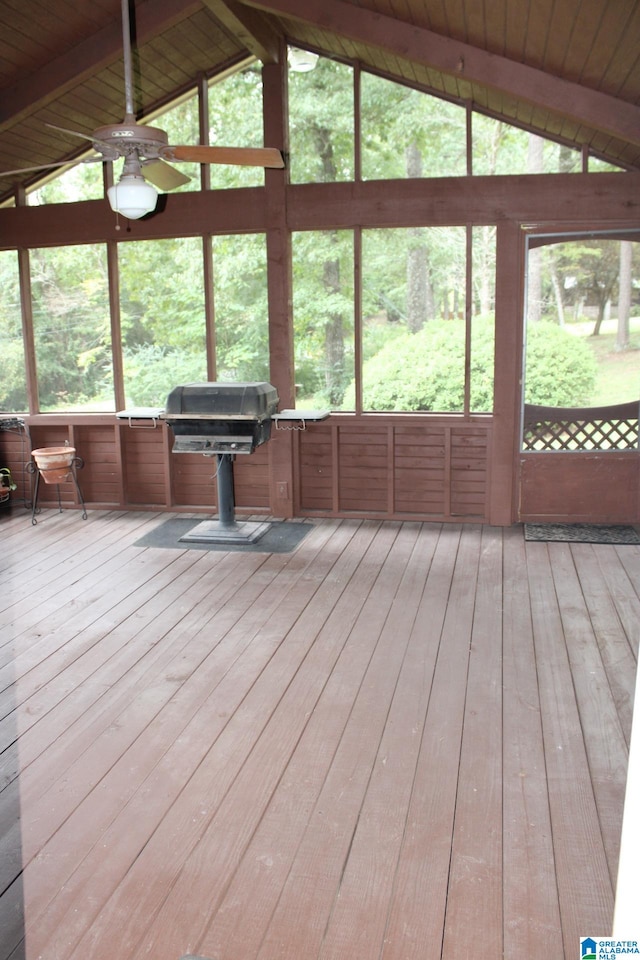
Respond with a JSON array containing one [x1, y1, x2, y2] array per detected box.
[[0, 514, 636, 959]]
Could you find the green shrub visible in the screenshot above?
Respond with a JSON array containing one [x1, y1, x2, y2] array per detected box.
[[122, 345, 207, 406], [524, 321, 597, 405], [342, 318, 596, 411]]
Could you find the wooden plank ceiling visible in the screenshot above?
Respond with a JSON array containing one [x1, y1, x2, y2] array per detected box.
[[0, 0, 639, 206]]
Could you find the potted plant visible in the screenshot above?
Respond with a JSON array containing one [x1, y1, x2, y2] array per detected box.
[[0, 467, 17, 508]]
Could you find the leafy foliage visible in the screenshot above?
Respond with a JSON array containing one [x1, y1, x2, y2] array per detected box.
[[29, 245, 113, 411], [524, 322, 598, 405], [347, 319, 479, 411], [0, 251, 28, 411], [0, 57, 632, 419], [344, 318, 596, 412], [121, 344, 206, 406], [361, 73, 467, 180], [288, 57, 354, 182]]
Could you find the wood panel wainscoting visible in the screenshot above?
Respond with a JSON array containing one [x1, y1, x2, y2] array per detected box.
[[0, 510, 637, 959], [0, 413, 493, 523]]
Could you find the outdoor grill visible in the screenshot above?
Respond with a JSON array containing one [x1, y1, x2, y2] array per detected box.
[[160, 381, 328, 546], [164, 381, 279, 455], [163, 381, 279, 544]]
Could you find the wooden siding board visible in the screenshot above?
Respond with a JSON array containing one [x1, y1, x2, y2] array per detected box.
[[14, 518, 353, 959], [199, 526, 432, 960], [1, 517, 632, 959], [550, 543, 630, 882], [380, 525, 479, 957], [207, 524, 425, 960], [56, 521, 392, 960], [525, 540, 615, 954], [571, 545, 639, 746], [502, 526, 563, 954], [441, 525, 503, 957], [305, 524, 442, 960]]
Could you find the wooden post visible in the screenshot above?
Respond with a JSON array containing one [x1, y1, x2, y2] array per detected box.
[[263, 47, 295, 519], [488, 219, 524, 525]]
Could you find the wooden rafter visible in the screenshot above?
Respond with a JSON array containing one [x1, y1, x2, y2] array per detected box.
[[202, 0, 281, 63], [0, 0, 201, 130], [241, 0, 640, 148]]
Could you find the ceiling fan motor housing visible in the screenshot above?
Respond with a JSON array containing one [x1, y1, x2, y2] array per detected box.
[[93, 120, 169, 158]]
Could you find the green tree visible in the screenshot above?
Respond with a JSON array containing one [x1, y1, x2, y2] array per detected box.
[[0, 251, 28, 411], [289, 56, 355, 404], [29, 245, 112, 410]]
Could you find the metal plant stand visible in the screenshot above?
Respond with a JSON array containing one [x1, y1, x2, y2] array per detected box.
[[28, 455, 87, 525]]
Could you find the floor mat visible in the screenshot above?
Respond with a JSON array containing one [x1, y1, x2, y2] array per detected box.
[[524, 523, 640, 544], [134, 516, 313, 553]]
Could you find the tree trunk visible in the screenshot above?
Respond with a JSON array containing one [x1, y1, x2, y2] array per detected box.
[[405, 142, 431, 331], [322, 256, 345, 405], [527, 248, 542, 324], [617, 240, 632, 350], [526, 136, 544, 323], [592, 300, 609, 336], [313, 126, 347, 404], [477, 226, 494, 316], [549, 255, 565, 326]]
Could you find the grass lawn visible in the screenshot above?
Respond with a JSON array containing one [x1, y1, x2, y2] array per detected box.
[[568, 316, 640, 405]]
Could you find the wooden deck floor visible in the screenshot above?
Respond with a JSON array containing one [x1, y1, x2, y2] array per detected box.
[[1, 508, 638, 960]]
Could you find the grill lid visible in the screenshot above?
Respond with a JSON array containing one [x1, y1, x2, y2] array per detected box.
[[164, 381, 279, 420]]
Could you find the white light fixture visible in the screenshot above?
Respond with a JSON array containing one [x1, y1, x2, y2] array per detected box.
[[288, 47, 319, 72], [107, 156, 157, 219]]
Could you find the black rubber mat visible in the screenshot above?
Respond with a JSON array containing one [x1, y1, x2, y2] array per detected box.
[[134, 516, 313, 553], [524, 523, 640, 544]]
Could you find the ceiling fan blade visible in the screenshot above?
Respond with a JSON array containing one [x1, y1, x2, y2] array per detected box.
[[45, 122, 96, 142], [0, 157, 103, 178], [141, 159, 191, 190], [162, 145, 285, 168]]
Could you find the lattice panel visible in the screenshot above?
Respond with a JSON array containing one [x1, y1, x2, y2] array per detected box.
[[522, 402, 639, 452]]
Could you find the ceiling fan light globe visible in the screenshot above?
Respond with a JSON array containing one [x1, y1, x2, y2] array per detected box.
[[107, 175, 157, 219], [288, 47, 319, 72]]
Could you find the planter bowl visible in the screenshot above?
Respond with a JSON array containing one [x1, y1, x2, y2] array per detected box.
[[32, 446, 76, 484]]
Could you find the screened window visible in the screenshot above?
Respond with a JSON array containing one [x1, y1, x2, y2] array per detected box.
[[471, 226, 496, 413], [30, 244, 112, 411], [207, 65, 266, 189], [292, 230, 355, 409], [472, 115, 581, 175], [288, 52, 354, 183], [28, 160, 104, 205], [360, 226, 471, 412], [588, 157, 625, 173], [118, 238, 207, 408], [210, 233, 270, 381], [147, 94, 201, 193], [0, 250, 28, 412], [292, 226, 495, 415], [360, 73, 466, 180]]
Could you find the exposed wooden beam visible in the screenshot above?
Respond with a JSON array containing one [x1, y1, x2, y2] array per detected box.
[[240, 0, 640, 147], [202, 0, 281, 63], [0, 0, 201, 130]]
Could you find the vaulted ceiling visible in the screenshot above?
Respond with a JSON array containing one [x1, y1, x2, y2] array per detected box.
[[1, 0, 639, 206]]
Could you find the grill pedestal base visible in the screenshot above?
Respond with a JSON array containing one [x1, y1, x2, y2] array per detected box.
[[178, 452, 270, 544], [179, 518, 271, 545]]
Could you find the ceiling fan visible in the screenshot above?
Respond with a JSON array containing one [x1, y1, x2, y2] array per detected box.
[[1, 0, 284, 219]]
